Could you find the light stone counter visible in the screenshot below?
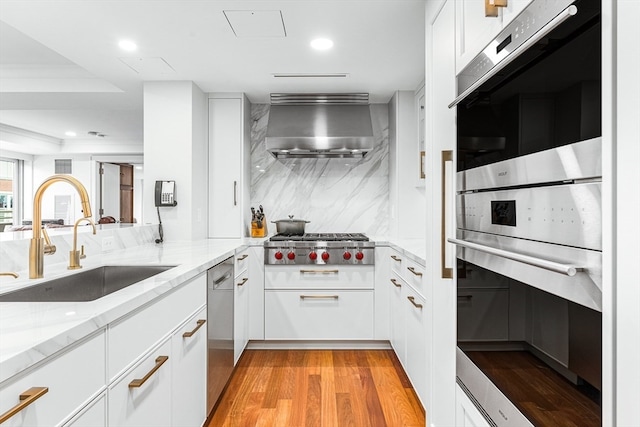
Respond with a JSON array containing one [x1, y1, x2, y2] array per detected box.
[[0, 237, 263, 384], [372, 237, 426, 266]]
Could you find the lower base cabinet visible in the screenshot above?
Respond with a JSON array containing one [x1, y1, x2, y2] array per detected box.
[[265, 290, 374, 340], [109, 339, 173, 427], [63, 393, 106, 427], [456, 384, 492, 427], [171, 307, 207, 427], [404, 287, 429, 406]]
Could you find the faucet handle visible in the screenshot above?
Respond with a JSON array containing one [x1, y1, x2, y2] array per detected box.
[[80, 245, 86, 259], [41, 227, 56, 255]]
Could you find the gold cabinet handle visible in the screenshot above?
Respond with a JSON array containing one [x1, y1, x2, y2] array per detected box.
[[182, 319, 206, 338], [390, 255, 402, 262], [485, 0, 507, 17], [441, 150, 453, 279], [237, 278, 249, 287], [299, 269, 339, 274], [128, 356, 169, 388], [237, 254, 248, 261], [0, 387, 49, 423], [407, 266, 423, 277], [390, 278, 402, 288], [407, 296, 423, 309], [300, 295, 339, 300]]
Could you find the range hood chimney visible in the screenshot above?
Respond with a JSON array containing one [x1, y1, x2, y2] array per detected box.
[[266, 94, 374, 159]]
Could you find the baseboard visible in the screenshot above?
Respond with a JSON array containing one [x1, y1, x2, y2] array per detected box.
[[246, 340, 392, 350]]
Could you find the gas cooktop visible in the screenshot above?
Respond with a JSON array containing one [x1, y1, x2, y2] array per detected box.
[[264, 233, 374, 265], [268, 232, 369, 242]]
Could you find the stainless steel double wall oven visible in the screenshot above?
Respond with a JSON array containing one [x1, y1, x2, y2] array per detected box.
[[450, 0, 603, 425]]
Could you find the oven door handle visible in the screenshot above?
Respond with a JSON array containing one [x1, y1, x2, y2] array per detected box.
[[448, 4, 578, 109], [448, 238, 582, 277]]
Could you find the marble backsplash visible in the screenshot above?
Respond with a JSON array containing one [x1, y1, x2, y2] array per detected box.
[[250, 104, 390, 236], [0, 224, 158, 274]]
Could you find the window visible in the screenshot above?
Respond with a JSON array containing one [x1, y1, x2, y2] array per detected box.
[[0, 158, 22, 232]]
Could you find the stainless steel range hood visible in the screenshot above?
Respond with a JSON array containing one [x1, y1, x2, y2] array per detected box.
[[266, 94, 374, 159]]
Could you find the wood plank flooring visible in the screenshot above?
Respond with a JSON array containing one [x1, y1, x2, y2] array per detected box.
[[206, 350, 425, 427], [466, 350, 601, 427]]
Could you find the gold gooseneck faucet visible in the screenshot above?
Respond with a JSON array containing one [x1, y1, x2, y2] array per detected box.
[[68, 218, 96, 270], [30, 174, 93, 279]]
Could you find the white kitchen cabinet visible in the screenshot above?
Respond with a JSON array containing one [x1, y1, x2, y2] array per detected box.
[[208, 94, 251, 238], [455, 0, 533, 74], [404, 287, 429, 406], [264, 290, 374, 340], [63, 393, 106, 427], [171, 307, 207, 427], [389, 272, 406, 363], [265, 265, 374, 290], [248, 246, 265, 340], [381, 247, 430, 409], [234, 248, 250, 364], [108, 273, 206, 381], [108, 339, 172, 427], [0, 330, 106, 427], [456, 384, 492, 427]]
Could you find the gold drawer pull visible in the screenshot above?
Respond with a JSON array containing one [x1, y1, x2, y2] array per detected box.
[[390, 255, 402, 262], [300, 295, 339, 300], [237, 278, 249, 287], [407, 296, 423, 309], [0, 387, 48, 423], [407, 266, 423, 277], [128, 356, 169, 388], [237, 254, 249, 261], [182, 319, 206, 338], [390, 278, 402, 288], [299, 269, 339, 274]]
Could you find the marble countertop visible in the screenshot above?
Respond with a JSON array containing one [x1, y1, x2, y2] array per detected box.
[[0, 234, 423, 383], [372, 237, 426, 266], [0, 238, 258, 383]]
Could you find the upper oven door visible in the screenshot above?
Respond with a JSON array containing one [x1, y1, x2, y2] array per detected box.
[[452, 0, 602, 172]]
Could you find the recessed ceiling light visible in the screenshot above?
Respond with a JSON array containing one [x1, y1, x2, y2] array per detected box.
[[310, 38, 333, 50], [65, 131, 76, 137], [118, 39, 137, 51]]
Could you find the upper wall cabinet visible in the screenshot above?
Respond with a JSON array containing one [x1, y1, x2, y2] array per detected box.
[[208, 94, 251, 238], [455, 0, 533, 74]]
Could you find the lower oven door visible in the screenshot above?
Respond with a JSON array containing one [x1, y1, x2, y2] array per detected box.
[[455, 255, 602, 427]]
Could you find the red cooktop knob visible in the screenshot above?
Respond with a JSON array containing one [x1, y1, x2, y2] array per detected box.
[[274, 251, 283, 260], [287, 251, 296, 260], [355, 251, 364, 260], [321, 252, 330, 261], [309, 251, 318, 260], [343, 251, 352, 260]]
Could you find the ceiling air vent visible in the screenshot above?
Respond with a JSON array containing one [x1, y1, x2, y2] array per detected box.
[[55, 159, 72, 174]]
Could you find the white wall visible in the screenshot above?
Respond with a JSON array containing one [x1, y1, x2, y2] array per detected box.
[[143, 81, 207, 241], [614, 0, 640, 423]]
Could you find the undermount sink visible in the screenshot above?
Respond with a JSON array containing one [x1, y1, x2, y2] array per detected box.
[[0, 265, 176, 302]]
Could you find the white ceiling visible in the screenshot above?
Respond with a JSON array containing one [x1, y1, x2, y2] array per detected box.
[[0, 0, 426, 153]]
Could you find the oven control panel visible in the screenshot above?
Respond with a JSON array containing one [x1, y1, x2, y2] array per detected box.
[[264, 245, 375, 265]]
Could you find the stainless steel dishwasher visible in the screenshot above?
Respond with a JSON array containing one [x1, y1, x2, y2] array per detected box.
[[206, 257, 234, 416]]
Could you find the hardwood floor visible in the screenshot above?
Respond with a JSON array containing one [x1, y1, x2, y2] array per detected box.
[[206, 350, 425, 427]]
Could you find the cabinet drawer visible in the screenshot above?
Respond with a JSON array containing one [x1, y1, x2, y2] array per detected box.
[[0, 330, 105, 427], [108, 339, 172, 427], [265, 265, 374, 290], [389, 250, 404, 276], [108, 273, 205, 380], [234, 248, 249, 277], [265, 290, 374, 340], [403, 258, 426, 296]]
